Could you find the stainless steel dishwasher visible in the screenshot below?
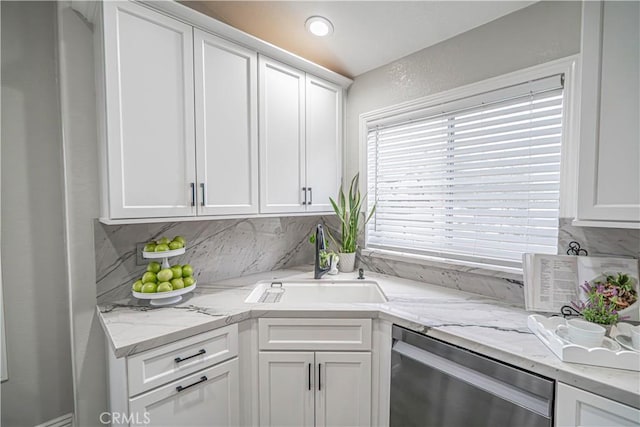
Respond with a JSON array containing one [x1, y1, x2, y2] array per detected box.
[[391, 325, 554, 427]]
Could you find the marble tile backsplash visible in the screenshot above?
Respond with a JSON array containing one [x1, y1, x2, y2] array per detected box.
[[558, 218, 640, 258], [358, 254, 527, 305], [95, 216, 326, 304], [95, 216, 639, 306], [359, 218, 640, 307]]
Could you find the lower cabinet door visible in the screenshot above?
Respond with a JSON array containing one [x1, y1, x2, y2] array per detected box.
[[129, 358, 239, 427], [315, 352, 371, 427], [556, 382, 640, 427], [258, 351, 315, 427]]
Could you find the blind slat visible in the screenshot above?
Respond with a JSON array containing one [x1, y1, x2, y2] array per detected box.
[[374, 208, 560, 219], [376, 144, 561, 171], [367, 76, 564, 267]]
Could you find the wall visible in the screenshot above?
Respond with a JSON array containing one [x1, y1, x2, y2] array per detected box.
[[0, 2, 74, 426], [56, 2, 108, 425], [345, 1, 582, 176], [96, 216, 323, 303]]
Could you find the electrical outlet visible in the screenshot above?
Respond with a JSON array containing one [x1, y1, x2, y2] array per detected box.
[[136, 243, 147, 266]]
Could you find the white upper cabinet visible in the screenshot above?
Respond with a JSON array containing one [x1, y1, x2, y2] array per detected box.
[[98, 1, 348, 222], [576, 1, 640, 226], [102, 1, 196, 219], [305, 76, 343, 213], [258, 56, 307, 214], [194, 29, 259, 215], [259, 56, 343, 214]]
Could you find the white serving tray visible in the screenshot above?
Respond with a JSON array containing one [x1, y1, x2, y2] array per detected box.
[[527, 314, 640, 371]]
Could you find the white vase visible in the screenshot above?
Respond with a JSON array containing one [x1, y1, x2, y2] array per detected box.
[[328, 255, 339, 275], [338, 252, 356, 273]]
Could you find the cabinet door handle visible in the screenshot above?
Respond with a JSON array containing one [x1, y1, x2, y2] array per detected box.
[[190, 183, 195, 207], [308, 187, 312, 205], [302, 187, 307, 205], [308, 363, 312, 391], [318, 363, 321, 391], [174, 348, 206, 364], [200, 183, 205, 206], [176, 375, 208, 393]]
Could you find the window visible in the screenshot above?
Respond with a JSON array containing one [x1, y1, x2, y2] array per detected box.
[[366, 74, 566, 269]]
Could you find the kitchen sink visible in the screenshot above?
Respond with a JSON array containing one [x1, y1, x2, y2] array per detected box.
[[244, 279, 388, 304]]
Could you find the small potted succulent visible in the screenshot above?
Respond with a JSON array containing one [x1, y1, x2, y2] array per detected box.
[[328, 173, 376, 272], [571, 273, 638, 332], [308, 233, 337, 272]]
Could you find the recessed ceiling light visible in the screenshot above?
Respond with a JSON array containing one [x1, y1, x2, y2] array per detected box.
[[305, 16, 334, 37]]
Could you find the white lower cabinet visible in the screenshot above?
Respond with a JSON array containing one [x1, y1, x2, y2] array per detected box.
[[107, 324, 240, 427], [257, 318, 373, 427], [130, 358, 239, 427], [259, 351, 371, 427], [315, 352, 371, 427], [258, 351, 315, 427], [555, 382, 640, 427]]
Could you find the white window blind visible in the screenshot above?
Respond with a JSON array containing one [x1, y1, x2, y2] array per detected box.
[[366, 75, 564, 268]]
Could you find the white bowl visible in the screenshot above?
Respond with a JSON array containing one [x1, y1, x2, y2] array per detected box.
[[557, 318, 606, 348]]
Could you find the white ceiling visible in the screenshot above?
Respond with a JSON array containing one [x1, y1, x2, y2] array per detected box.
[[182, 1, 536, 78]]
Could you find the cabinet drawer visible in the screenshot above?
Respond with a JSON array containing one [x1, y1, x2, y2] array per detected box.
[[127, 324, 238, 396], [129, 358, 239, 427], [259, 318, 371, 351]]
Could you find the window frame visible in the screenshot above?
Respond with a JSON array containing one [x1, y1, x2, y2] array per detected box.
[[358, 55, 581, 274]]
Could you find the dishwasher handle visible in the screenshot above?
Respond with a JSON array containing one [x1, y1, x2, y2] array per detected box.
[[392, 340, 552, 418]]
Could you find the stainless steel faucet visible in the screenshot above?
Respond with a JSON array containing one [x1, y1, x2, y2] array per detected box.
[[314, 224, 330, 279]]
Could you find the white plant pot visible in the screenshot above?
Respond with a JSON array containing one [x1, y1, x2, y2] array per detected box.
[[338, 252, 356, 273]]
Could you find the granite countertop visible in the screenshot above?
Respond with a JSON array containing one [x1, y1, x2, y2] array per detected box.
[[97, 266, 640, 409]]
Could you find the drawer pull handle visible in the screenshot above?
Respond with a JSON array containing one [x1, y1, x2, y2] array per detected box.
[[174, 349, 206, 364], [176, 375, 208, 393]]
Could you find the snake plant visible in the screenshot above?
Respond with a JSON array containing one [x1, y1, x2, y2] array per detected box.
[[328, 173, 376, 253]]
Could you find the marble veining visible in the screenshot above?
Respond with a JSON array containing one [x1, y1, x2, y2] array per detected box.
[[558, 218, 640, 258], [94, 217, 328, 304], [97, 268, 639, 409]]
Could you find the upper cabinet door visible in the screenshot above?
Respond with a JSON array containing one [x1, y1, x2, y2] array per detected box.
[[576, 1, 640, 225], [102, 1, 196, 219], [259, 56, 307, 214], [194, 30, 259, 216], [305, 76, 343, 213]]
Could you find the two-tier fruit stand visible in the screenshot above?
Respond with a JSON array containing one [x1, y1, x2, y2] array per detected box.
[[132, 247, 197, 306]]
